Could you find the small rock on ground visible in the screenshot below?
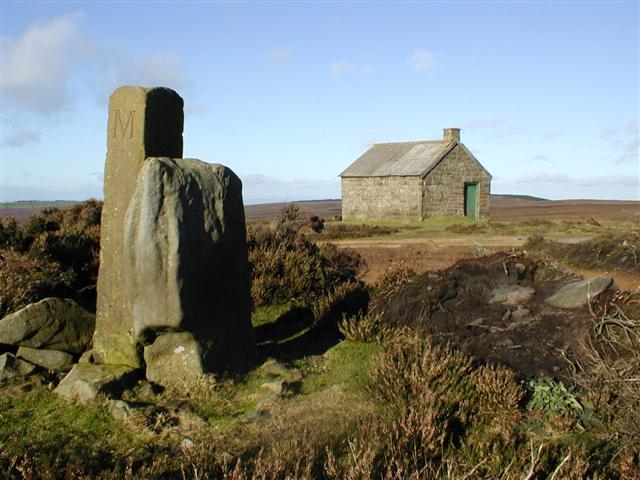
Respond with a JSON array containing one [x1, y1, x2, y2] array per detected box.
[[143, 332, 203, 386], [545, 277, 615, 309], [17, 346, 73, 371], [108, 399, 135, 422], [511, 307, 531, 321], [54, 363, 140, 405], [489, 285, 535, 306], [261, 380, 287, 396], [0, 353, 36, 380]]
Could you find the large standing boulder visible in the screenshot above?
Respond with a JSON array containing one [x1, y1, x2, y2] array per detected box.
[[124, 157, 255, 382], [545, 277, 616, 309], [93, 86, 184, 368], [0, 298, 94, 354]]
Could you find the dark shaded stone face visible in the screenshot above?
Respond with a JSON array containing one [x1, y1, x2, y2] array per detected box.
[[144, 88, 184, 158]]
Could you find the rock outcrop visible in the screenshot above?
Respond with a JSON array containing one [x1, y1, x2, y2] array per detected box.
[[0, 298, 95, 354], [124, 157, 255, 382]]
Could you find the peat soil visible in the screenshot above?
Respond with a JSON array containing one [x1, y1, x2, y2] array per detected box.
[[370, 252, 596, 382]]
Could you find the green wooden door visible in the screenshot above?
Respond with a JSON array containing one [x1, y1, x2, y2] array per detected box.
[[464, 183, 478, 219]]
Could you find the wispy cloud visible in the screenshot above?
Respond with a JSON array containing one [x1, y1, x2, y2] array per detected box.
[[1, 12, 192, 116], [514, 172, 638, 188], [599, 119, 639, 164], [0, 11, 90, 114], [462, 116, 509, 130], [92, 51, 190, 102], [330, 61, 382, 78], [516, 172, 569, 184], [462, 115, 529, 137], [542, 129, 563, 139], [240, 173, 339, 204], [89, 171, 104, 182], [525, 154, 550, 163], [407, 49, 435, 72], [331, 61, 355, 77], [267, 48, 292, 72], [3, 130, 41, 147], [613, 136, 640, 163], [600, 119, 638, 141]]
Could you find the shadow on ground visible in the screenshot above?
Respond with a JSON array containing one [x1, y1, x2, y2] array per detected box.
[[254, 306, 343, 363]]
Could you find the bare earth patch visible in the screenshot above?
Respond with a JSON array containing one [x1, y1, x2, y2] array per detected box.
[[370, 252, 601, 381]]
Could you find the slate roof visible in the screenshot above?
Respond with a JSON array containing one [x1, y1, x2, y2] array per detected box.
[[340, 140, 458, 177]]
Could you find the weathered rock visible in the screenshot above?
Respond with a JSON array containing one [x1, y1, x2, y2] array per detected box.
[[545, 277, 616, 309], [136, 380, 162, 401], [489, 285, 535, 306], [108, 399, 136, 422], [3, 375, 45, 396], [17, 346, 73, 371], [0, 353, 36, 380], [243, 408, 271, 423], [94, 86, 184, 369], [78, 350, 93, 364], [144, 332, 203, 385], [511, 307, 531, 321], [261, 380, 287, 396], [125, 157, 255, 380], [0, 298, 94, 354], [54, 363, 140, 405], [180, 438, 195, 450]]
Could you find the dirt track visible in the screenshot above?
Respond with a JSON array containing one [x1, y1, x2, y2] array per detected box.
[[333, 235, 640, 291]]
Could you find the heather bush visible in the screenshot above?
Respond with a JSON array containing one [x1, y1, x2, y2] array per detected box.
[[0, 250, 72, 317], [525, 231, 640, 273], [248, 204, 361, 307], [0, 199, 102, 315]]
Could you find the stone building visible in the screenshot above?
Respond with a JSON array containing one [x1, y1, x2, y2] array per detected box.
[[340, 128, 491, 221]]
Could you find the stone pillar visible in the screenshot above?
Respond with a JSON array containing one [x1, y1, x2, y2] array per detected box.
[[93, 86, 183, 368]]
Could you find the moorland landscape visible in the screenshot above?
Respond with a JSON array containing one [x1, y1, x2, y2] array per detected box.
[[1, 2, 639, 479], [1, 186, 639, 478]]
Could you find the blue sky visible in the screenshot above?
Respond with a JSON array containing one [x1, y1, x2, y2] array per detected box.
[[1, 1, 638, 203]]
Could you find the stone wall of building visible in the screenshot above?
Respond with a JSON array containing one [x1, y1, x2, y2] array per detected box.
[[341, 176, 422, 221], [421, 144, 490, 218]]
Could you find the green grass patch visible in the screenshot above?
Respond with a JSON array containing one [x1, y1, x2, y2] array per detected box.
[[252, 302, 297, 327], [297, 340, 379, 395], [0, 388, 145, 468]]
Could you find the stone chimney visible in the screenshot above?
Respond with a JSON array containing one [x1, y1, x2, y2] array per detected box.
[[443, 128, 460, 143]]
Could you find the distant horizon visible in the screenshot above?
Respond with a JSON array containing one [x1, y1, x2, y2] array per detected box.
[[2, 193, 640, 208]]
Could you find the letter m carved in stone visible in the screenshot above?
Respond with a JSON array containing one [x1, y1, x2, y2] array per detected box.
[[113, 110, 135, 138]]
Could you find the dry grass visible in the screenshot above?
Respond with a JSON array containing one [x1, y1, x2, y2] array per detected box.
[[317, 222, 399, 240], [525, 231, 640, 273]]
